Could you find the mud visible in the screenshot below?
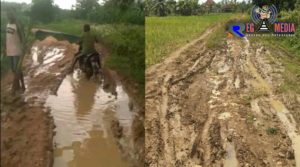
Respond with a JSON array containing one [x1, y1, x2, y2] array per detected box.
[[1, 36, 144, 167], [146, 27, 299, 167], [1, 37, 75, 167]]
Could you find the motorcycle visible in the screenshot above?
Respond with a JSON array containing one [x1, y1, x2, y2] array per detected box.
[[72, 49, 102, 79]]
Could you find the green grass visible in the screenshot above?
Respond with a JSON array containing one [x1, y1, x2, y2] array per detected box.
[[239, 10, 299, 59], [35, 19, 87, 35], [255, 29, 300, 94], [95, 24, 145, 86], [252, 39, 300, 94], [257, 32, 300, 60], [278, 57, 300, 94], [206, 23, 227, 49], [146, 13, 235, 66]]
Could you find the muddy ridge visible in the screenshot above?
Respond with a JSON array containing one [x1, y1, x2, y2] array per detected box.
[[1, 37, 75, 167]]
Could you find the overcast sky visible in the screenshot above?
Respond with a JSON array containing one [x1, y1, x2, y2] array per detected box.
[[1, 0, 245, 9], [0, 0, 76, 9]]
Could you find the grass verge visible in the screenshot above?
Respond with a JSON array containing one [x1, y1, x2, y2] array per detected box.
[[256, 37, 300, 94], [95, 24, 145, 87], [278, 57, 300, 94], [145, 13, 235, 66]]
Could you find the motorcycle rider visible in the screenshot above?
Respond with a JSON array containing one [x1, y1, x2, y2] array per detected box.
[[70, 24, 100, 72]]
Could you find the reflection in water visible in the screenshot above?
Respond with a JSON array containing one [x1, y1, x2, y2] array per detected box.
[[102, 69, 118, 99], [71, 76, 98, 118], [46, 70, 132, 167]]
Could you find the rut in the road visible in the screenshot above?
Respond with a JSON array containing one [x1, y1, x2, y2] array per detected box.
[[146, 28, 299, 167]]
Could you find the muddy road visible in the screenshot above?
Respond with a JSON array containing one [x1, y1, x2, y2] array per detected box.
[[145, 29, 300, 167], [1, 37, 144, 167]]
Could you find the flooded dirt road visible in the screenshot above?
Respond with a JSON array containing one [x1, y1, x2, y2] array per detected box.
[[146, 27, 300, 167], [47, 70, 133, 167], [1, 36, 143, 167]]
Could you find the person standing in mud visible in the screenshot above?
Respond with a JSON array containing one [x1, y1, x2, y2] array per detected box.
[[4, 10, 26, 94], [70, 24, 101, 72]]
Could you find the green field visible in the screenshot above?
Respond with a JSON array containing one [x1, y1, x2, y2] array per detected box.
[[146, 14, 235, 66]]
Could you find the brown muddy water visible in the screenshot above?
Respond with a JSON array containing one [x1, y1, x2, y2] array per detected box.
[[26, 42, 137, 167], [45, 70, 133, 166]]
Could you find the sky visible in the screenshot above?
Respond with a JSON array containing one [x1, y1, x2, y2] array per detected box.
[[1, 0, 77, 9], [1, 0, 245, 9]]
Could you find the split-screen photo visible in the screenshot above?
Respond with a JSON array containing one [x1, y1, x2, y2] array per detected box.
[[1, 0, 300, 167]]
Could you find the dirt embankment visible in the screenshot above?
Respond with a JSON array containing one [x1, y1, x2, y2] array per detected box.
[[145, 28, 300, 167], [118, 76, 145, 167], [96, 38, 145, 167], [1, 37, 77, 167], [96, 36, 145, 167]]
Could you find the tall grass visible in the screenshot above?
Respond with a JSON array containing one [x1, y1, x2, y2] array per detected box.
[[95, 24, 145, 86], [146, 13, 235, 66]]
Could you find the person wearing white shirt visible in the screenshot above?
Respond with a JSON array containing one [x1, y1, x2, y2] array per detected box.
[[4, 11, 25, 94]]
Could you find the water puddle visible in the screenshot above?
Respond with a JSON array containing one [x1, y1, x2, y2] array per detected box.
[[46, 70, 133, 167], [31, 46, 66, 76]]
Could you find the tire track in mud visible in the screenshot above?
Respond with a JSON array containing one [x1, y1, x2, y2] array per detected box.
[[146, 26, 299, 167], [159, 74, 175, 165], [243, 38, 300, 167], [146, 26, 218, 165]]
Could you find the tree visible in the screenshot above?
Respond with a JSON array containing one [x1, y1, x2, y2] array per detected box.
[[31, 0, 55, 23], [252, 0, 297, 12], [177, 0, 198, 16], [166, 0, 177, 15], [145, 0, 155, 16], [74, 0, 99, 19], [104, 0, 135, 11], [237, 1, 248, 13], [145, 0, 168, 16], [155, 0, 167, 16]]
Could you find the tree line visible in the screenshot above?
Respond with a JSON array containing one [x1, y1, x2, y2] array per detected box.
[[2, 0, 144, 25], [145, 0, 299, 16]]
